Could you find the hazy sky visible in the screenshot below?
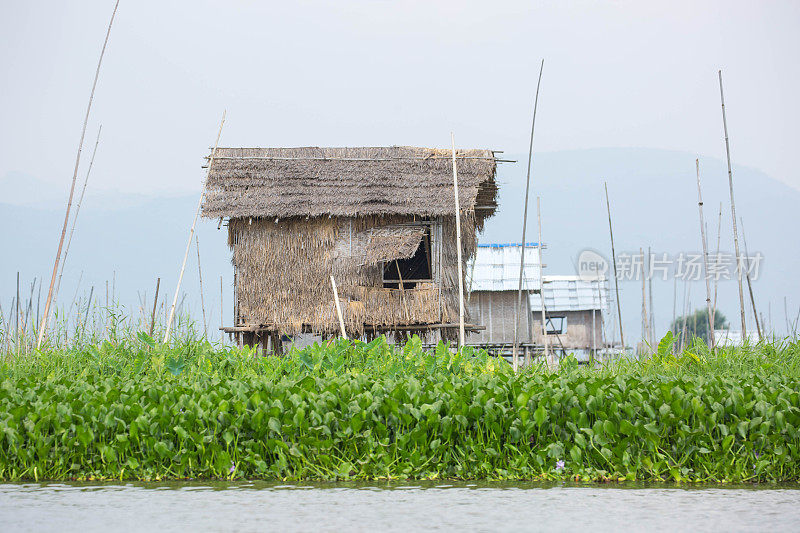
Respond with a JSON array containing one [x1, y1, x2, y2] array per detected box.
[[2, 0, 799, 196]]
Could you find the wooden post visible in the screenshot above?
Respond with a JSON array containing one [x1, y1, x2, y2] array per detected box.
[[149, 277, 160, 337], [513, 58, 545, 372], [695, 159, 715, 349], [718, 70, 747, 338], [37, 1, 120, 349], [195, 235, 207, 338], [604, 182, 625, 351], [220, 275, 224, 340], [451, 133, 465, 350], [164, 111, 226, 343], [330, 275, 348, 339]]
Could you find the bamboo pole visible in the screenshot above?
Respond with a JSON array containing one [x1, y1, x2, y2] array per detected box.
[[513, 58, 545, 372], [739, 217, 763, 340], [604, 182, 625, 351], [195, 235, 208, 338], [149, 278, 160, 337], [164, 111, 226, 343], [330, 275, 347, 339], [718, 70, 747, 338], [15, 272, 19, 353], [54, 126, 102, 309], [712, 203, 722, 344], [37, 1, 120, 349], [671, 275, 677, 350], [647, 247, 654, 343], [537, 197, 548, 365], [220, 275, 224, 340], [640, 248, 648, 352], [695, 159, 715, 349], [681, 281, 690, 350], [450, 133, 465, 350]]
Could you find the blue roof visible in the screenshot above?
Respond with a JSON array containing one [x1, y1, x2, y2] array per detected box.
[[477, 242, 541, 248]]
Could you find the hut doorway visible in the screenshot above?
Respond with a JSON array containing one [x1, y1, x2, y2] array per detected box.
[[382, 224, 433, 289]]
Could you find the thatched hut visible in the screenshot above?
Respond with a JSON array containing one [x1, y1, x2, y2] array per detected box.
[[200, 146, 499, 349]]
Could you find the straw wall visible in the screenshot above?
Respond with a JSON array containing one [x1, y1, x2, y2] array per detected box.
[[229, 214, 476, 339]]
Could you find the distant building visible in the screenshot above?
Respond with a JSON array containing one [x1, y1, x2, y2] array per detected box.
[[465, 243, 542, 345], [529, 275, 608, 359]]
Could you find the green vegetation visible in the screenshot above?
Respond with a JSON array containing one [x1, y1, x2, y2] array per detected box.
[[1, 328, 799, 483]]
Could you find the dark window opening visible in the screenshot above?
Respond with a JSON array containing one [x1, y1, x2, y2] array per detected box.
[[545, 316, 567, 335], [383, 225, 433, 289]]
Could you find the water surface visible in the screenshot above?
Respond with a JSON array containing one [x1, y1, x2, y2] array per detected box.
[[2, 481, 798, 532]]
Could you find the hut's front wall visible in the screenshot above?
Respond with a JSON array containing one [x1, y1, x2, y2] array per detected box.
[[229, 214, 476, 339], [465, 290, 532, 344], [530, 310, 604, 350]]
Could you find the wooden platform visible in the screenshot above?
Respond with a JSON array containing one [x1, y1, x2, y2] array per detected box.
[[220, 322, 486, 334]]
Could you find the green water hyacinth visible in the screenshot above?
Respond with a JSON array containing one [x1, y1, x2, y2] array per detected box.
[[0, 369, 798, 482], [0, 334, 799, 482]]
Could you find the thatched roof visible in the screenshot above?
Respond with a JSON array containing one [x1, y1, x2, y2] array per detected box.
[[200, 146, 498, 220]]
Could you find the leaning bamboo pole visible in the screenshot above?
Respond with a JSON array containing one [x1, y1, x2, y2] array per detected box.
[[54, 125, 102, 308], [163, 112, 226, 343], [718, 70, 747, 338], [148, 277, 160, 337], [330, 276, 347, 339], [739, 217, 763, 340], [450, 133, 465, 349], [37, 1, 120, 349], [513, 58, 545, 371], [604, 182, 625, 351], [695, 159, 715, 349]]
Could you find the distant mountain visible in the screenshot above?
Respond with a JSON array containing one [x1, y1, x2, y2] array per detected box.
[[2, 147, 798, 344]]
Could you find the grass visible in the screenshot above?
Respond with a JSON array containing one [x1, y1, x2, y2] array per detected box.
[[0, 312, 799, 483]]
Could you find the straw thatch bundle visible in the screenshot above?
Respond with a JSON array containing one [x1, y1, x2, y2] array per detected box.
[[203, 146, 498, 340], [202, 146, 497, 222]]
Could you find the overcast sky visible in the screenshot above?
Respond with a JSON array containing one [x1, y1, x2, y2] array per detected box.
[[2, 0, 799, 196]]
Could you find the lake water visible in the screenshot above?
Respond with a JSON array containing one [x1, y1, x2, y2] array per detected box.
[[1, 481, 799, 532]]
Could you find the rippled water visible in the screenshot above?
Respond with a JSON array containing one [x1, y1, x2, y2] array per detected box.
[[2, 481, 799, 532]]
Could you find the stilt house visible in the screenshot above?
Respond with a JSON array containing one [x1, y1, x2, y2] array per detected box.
[[529, 275, 608, 359], [200, 146, 499, 349], [464, 243, 543, 354]]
